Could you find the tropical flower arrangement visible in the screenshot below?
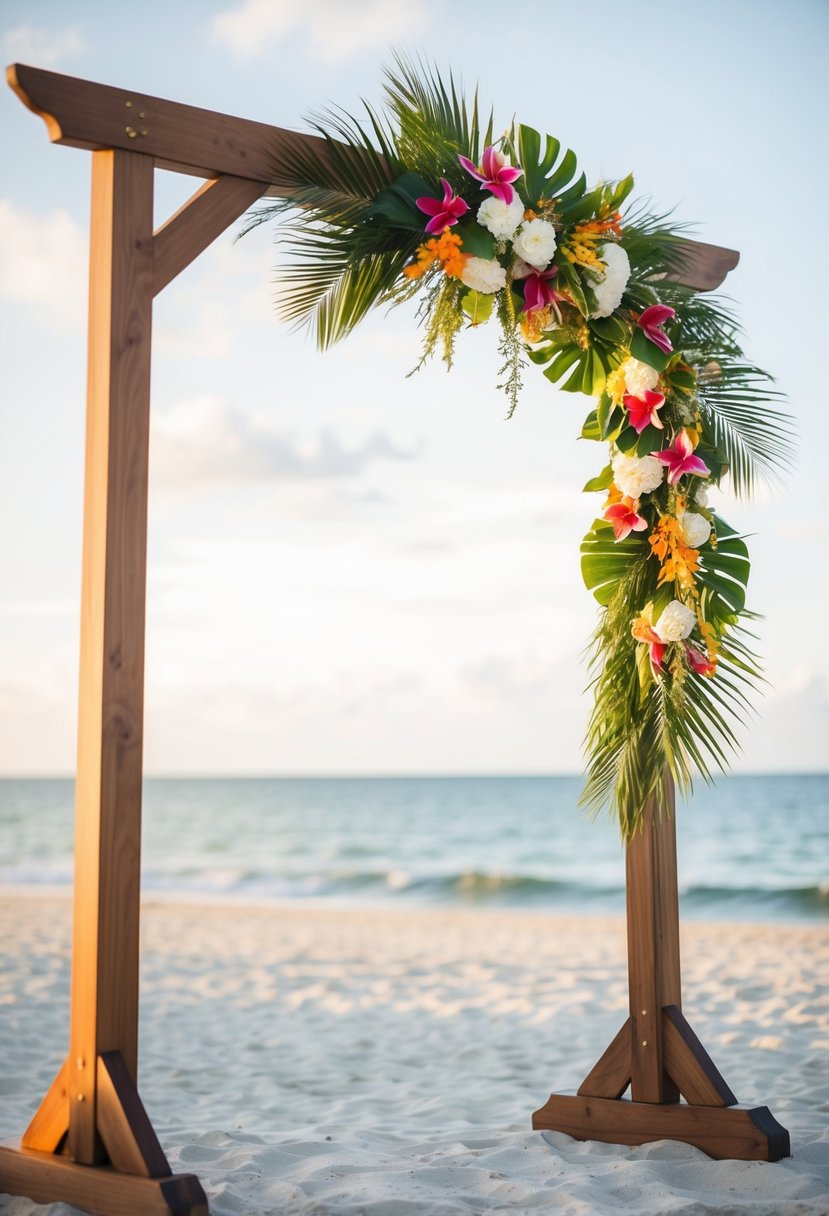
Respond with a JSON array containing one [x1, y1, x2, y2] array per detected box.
[[245, 58, 794, 838]]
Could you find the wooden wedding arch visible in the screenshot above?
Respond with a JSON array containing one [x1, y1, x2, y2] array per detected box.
[[0, 64, 788, 1216]]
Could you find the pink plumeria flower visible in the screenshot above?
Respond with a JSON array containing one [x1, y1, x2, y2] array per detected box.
[[458, 145, 522, 205], [416, 178, 470, 234], [637, 304, 676, 355], [623, 389, 665, 435], [653, 429, 711, 486], [522, 265, 561, 314], [685, 642, 716, 677], [603, 499, 649, 541]]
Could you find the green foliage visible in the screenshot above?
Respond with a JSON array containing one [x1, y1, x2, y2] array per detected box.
[[239, 56, 795, 839]]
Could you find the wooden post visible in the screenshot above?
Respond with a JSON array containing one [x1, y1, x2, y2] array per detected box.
[[626, 780, 681, 1104], [532, 771, 790, 1160], [68, 145, 154, 1162]]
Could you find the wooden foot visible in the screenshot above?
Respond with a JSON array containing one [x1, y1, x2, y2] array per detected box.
[[3, 1051, 206, 1213], [539, 1004, 790, 1161], [532, 1092, 790, 1161], [0, 1140, 208, 1216]]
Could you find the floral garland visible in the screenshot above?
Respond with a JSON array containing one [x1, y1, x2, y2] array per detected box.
[[246, 59, 793, 837]]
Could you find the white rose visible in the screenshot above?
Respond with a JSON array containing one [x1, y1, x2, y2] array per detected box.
[[678, 511, 711, 548], [460, 256, 507, 295], [590, 243, 631, 318], [654, 599, 697, 643], [611, 450, 664, 499], [623, 357, 659, 398], [512, 218, 558, 269], [477, 195, 525, 240]]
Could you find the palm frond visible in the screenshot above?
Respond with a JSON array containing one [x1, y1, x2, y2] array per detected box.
[[383, 51, 488, 182], [696, 357, 796, 494]]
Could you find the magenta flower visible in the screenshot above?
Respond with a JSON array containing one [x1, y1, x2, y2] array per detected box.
[[623, 389, 665, 435], [653, 430, 711, 486], [416, 178, 470, 234], [603, 501, 649, 542], [685, 642, 716, 677], [637, 304, 676, 355], [458, 145, 522, 205], [523, 265, 561, 313]]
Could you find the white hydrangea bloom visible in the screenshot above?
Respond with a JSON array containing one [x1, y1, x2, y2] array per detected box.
[[477, 195, 525, 240], [654, 599, 697, 643], [512, 218, 557, 269], [678, 511, 712, 548], [460, 256, 507, 294], [611, 450, 664, 499], [623, 357, 659, 398], [590, 243, 631, 318]]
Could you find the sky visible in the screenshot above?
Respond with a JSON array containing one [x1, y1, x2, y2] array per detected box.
[[0, 0, 827, 776]]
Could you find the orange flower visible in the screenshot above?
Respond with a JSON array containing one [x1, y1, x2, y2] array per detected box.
[[649, 515, 700, 593], [402, 230, 467, 281]]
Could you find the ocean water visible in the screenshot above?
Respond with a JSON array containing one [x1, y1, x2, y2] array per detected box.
[[0, 775, 826, 922]]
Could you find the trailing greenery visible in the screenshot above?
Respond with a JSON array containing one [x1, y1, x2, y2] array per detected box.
[[243, 58, 794, 839]]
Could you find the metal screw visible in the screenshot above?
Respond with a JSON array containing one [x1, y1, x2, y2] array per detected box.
[[138, 111, 145, 118], [125, 126, 137, 138], [641, 1009, 647, 1016], [76, 1057, 85, 1070], [77, 1093, 85, 1102], [140, 128, 148, 137], [642, 1040, 648, 1047], [125, 100, 133, 108]]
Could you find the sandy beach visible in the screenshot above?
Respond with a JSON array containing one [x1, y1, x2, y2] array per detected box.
[[0, 893, 827, 1215]]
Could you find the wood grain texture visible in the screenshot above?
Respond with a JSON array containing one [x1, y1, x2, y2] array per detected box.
[[6, 62, 348, 194], [662, 1005, 738, 1107], [577, 1019, 631, 1100], [6, 63, 739, 293], [96, 1053, 170, 1178], [531, 1093, 791, 1162], [68, 147, 155, 1165], [0, 1141, 208, 1216], [153, 175, 266, 297], [21, 1059, 70, 1153], [625, 772, 681, 1103]]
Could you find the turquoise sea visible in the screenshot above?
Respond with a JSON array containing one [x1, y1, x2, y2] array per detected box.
[[0, 775, 826, 922]]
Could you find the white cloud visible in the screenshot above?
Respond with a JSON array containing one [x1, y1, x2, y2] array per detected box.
[[211, 0, 430, 63], [0, 199, 86, 328], [150, 395, 414, 486], [3, 24, 84, 67]]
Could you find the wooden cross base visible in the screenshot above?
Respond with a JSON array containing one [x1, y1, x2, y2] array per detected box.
[[0, 1051, 208, 1216], [531, 783, 790, 1163], [532, 1007, 790, 1161], [0, 1143, 207, 1216]]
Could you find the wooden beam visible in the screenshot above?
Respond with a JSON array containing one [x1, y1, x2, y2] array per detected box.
[[531, 1093, 791, 1162], [0, 1141, 208, 1216], [21, 1060, 70, 1153], [6, 62, 739, 292], [6, 61, 340, 191], [625, 774, 681, 1104], [67, 147, 155, 1164], [153, 174, 266, 297], [96, 1053, 170, 1179], [662, 1005, 738, 1107], [577, 1019, 631, 1100]]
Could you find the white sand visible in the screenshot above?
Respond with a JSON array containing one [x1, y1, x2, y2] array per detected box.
[[0, 894, 827, 1215]]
